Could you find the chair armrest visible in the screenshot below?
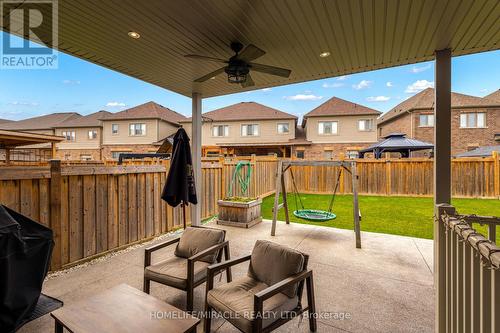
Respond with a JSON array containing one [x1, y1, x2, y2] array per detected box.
[[205, 255, 252, 293], [144, 237, 180, 267], [187, 241, 229, 263], [254, 269, 312, 301]]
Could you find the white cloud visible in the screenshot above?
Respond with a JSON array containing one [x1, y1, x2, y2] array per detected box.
[[386, 81, 393, 87], [62, 79, 81, 85], [322, 82, 344, 88], [285, 94, 323, 101], [261, 88, 272, 92], [352, 80, 372, 90], [405, 80, 434, 93], [366, 96, 390, 102], [337, 75, 348, 81], [410, 63, 431, 73], [106, 101, 126, 107], [9, 101, 38, 106]]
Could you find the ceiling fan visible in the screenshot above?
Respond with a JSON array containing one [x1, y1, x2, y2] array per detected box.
[[185, 42, 291, 88]]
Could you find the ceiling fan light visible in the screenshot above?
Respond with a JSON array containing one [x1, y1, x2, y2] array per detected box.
[[227, 73, 247, 84]]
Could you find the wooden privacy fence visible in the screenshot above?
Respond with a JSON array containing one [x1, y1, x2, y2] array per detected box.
[[284, 153, 500, 199]]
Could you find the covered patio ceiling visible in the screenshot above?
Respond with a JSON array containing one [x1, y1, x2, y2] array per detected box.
[[3, 0, 499, 98]]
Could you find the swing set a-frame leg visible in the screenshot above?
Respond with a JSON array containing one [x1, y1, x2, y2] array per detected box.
[[281, 172, 289, 224], [271, 160, 283, 236]]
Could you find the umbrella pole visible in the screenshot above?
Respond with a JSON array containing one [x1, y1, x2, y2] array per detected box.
[[182, 202, 187, 230]]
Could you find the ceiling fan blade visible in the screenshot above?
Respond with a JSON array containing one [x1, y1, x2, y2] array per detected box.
[[238, 44, 266, 62], [250, 63, 291, 78], [184, 54, 227, 63], [241, 74, 255, 88], [194, 67, 226, 83]]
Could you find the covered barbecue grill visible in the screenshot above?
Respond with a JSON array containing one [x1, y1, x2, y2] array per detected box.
[[0, 205, 55, 332]]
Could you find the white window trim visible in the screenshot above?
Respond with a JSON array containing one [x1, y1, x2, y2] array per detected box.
[[62, 130, 76, 141], [129, 123, 146, 136], [358, 119, 374, 132], [277, 122, 290, 134], [459, 112, 487, 129], [318, 121, 338, 136], [211, 124, 229, 137], [88, 129, 98, 140], [241, 124, 260, 137], [418, 114, 435, 127], [111, 124, 119, 135]]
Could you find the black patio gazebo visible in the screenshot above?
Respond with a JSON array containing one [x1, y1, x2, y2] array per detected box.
[[359, 133, 434, 159]]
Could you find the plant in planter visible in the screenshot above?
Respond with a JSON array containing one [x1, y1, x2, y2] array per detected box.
[[217, 161, 262, 228]]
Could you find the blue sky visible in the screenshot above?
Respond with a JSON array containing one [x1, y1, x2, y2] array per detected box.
[[0, 32, 498, 121]]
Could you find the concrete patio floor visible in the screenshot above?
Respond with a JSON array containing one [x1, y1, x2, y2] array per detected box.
[[20, 220, 434, 333]]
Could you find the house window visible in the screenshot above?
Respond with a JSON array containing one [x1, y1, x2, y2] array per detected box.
[[129, 123, 146, 136], [80, 154, 92, 161], [212, 125, 229, 137], [112, 124, 119, 134], [277, 123, 290, 134], [460, 113, 485, 128], [323, 150, 333, 159], [241, 124, 259, 136], [318, 121, 338, 135], [346, 150, 359, 159], [88, 130, 97, 139], [296, 150, 304, 159], [62, 131, 75, 141], [358, 119, 374, 131], [419, 114, 434, 127]]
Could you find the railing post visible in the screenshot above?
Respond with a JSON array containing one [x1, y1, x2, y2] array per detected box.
[[434, 203, 455, 333], [50, 160, 62, 270]]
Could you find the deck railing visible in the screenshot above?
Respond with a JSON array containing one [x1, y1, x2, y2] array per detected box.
[[436, 204, 500, 332]]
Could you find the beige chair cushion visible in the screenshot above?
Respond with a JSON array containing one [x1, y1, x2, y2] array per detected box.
[[247, 240, 305, 298], [175, 227, 225, 263], [207, 276, 298, 333], [144, 256, 210, 289]]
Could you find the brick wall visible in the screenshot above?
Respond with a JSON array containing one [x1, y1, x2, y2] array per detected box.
[[101, 144, 159, 160], [294, 142, 375, 159], [378, 107, 500, 155], [57, 149, 102, 161]]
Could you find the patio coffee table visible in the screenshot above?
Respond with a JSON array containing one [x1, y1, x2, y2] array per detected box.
[[50, 283, 199, 333]]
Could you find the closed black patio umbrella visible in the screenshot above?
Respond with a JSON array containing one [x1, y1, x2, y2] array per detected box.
[[161, 128, 197, 229]]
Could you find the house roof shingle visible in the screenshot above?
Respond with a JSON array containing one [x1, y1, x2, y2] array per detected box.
[[303, 97, 381, 119], [0, 118, 13, 124], [180, 102, 297, 122], [54, 110, 112, 128], [102, 101, 186, 125], [484, 89, 500, 103], [378, 88, 498, 124], [0, 112, 81, 131]]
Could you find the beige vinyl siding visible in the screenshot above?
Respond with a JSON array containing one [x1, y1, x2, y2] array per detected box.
[[306, 115, 378, 143], [55, 127, 102, 149], [157, 120, 180, 140], [182, 119, 295, 145], [102, 119, 159, 144], [17, 129, 56, 149]]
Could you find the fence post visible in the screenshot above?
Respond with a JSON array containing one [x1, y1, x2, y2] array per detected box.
[[493, 151, 499, 199], [50, 160, 62, 270], [386, 159, 392, 195], [219, 157, 226, 199]]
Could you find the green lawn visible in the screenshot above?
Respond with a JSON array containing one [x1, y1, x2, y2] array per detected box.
[[262, 194, 500, 240]]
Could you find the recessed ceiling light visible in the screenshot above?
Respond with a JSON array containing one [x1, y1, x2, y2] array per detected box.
[[319, 51, 330, 58], [210, 76, 216, 80], [128, 31, 141, 39]]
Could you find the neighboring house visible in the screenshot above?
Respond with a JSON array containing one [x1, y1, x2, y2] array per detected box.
[[53, 111, 111, 160], [0, 118, 13, 124], [377, 88, 500, 155], [180, 102, 298, 157], [297, 97, 381, 159], [100, 101, 186, 159], [0, 112, 80, 152]]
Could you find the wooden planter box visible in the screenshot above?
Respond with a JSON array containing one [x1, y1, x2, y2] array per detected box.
[[217, 198, 262, 228]]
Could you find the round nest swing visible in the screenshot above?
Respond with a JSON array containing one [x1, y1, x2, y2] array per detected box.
[[293, 209, 336, 221]]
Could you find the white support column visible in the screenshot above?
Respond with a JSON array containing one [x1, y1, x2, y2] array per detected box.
[[191, 92, 202, 226], [433, 48, 452, 333]]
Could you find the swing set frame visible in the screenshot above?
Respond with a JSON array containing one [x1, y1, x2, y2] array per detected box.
[[271, 159, 362, 248]]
